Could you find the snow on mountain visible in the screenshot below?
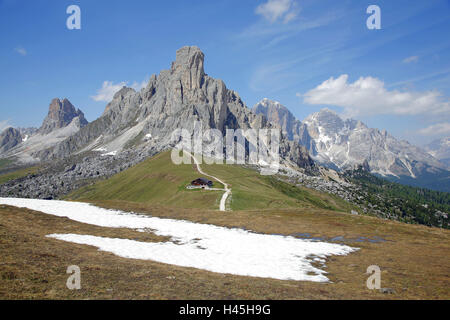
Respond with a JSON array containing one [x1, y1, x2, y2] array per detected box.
[[41, 46, 314, 171], [0, 98, 88, 163], [302, 108, 445, 177], [425, 137, 450, 168], [253, 99, 450, 191]]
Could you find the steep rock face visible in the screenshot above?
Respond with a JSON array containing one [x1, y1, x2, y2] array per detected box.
[[46, 46, 314, 171], [302, 109, 446, 178], [39, 98, 88, 134], [252, 100, 450, 190], [0, 127, 22, 153], [1, 99, 88, 163], [252, 98, 302, 140], [252, 98, 314, 153], [425, 137, 450, 168]]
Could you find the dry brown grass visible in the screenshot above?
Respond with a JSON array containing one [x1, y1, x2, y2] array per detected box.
[[0, 202, 449, 300]]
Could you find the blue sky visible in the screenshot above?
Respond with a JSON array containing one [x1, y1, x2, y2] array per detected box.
[[0, 0, 449, 145]]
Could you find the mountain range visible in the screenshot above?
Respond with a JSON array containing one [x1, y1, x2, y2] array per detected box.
[[0, 46, 316, 200], [0, 46, 448, 194], [253, 98, 450, 192]]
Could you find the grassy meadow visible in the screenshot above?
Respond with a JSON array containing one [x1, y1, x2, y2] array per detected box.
[[0, 151, 449, 299]]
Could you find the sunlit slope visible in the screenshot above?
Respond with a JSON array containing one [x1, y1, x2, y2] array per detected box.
[[68, 151, 354, 212], [202, 160, 354, 211], [67, 152, 222, 209]]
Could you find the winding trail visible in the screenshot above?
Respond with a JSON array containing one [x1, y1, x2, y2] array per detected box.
[[185, 151, 231, 212]]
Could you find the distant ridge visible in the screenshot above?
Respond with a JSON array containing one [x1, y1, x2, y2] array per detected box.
[[253, 98, 450, 192]]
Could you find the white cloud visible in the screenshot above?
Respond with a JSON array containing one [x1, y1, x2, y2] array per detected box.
[[14, 47, 27, 56], [130, 79, 148, 92], [91, 81, 127, 102], [0, 120, 12, 133], [403, 55, 419, 64], [91, 78, 148, 102], [255, 0, 300, 24], [418, 123, 450, 136], [301, 74, 450, 118]]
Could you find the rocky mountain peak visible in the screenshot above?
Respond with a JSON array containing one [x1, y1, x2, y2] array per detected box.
[[252, 98, 315, 148], [304, 108, 345, 138], [258, 98, 282, 108], [39, 46, 315, 173], [39, 98, 88, 134], [171, 46, 205, 90], [253, 98, 450, 189], [425, 136, 450, 168], [309, 108, 341, 122], [252, 99, 301, 140], [113, 87, 135, 100], [0, 127, 22, 153], [253, 98, 287, 114]]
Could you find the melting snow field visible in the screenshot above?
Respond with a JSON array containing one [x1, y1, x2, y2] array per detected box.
[[0, 198, 358, 282]]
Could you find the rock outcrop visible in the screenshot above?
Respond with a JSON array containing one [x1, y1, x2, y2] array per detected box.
[[0, 46, 318, 200], [39, 98, 88, 134], [252, 98, 303, 141], [252, 98, 315, 154], [425, 137, 450, 169], [0, 98, 88, 163], [45, 46, 314, 171], [0, 127, 22, 153]]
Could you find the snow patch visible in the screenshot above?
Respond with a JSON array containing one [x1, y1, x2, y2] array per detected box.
[[101, 150, 117, 157], [0, 198, 358, 282]]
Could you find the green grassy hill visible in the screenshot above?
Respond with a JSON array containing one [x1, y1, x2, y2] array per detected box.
[[67, 152, 223, 209], [67, 151, 354, 212]]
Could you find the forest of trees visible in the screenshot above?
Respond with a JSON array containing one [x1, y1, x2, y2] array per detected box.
[[344, 168, 449, 229]]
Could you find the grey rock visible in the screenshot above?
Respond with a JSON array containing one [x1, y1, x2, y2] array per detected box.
[[0, 144, 158, 199], [253, 100, 450, 191], [252, 98, 307, 142], [0, 127, 22, 153], [302, 109, 450, 191], [41, 46, 315, 171], [0, 98, 88, 163], [379, 288, 395, 294], [425, 136, 450, 169], [17, 127, 38, 140], [39, 98, 88, 134], [0, 46, 316, 200]]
